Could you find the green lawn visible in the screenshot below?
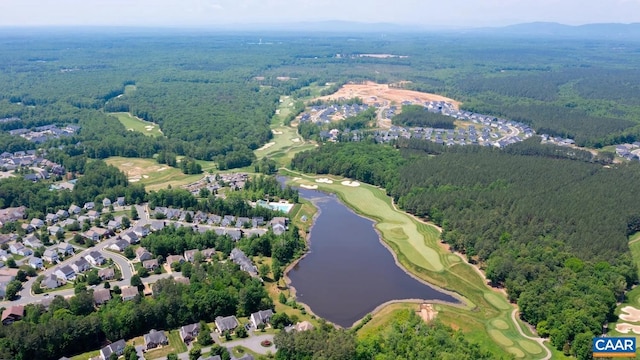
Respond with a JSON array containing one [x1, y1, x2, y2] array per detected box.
[[281, 169, 549, 359], [105, 157, 205, 192], [110, 112, 164, 137]]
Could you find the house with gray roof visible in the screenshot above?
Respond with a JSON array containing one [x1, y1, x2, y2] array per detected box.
[[250, 309, 274, 328], [99, 339, 125, 360], [43, 249, 59, 263], [93, 288, 112, 305], [230, 248, 257, 276], [179, 322, 200, 344], [121, 286, 139, 301], [144, 329, 168, 350], [54, 265, 76, 281], [215, 315, 239, 333], [42, 274, 61, 289], [71, 257, 91, 273]]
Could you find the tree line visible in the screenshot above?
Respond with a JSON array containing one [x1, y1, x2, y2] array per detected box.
[[291, 140, 640, 358]]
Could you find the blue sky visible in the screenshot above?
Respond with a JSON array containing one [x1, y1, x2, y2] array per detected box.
[[1, 0, 639, 28]]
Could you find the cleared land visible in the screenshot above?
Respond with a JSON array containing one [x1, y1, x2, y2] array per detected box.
[[105, 157, 204, 191], [317, 81, 461, 108], [283, 170, 547, 359], [110, 112, 164, 137]]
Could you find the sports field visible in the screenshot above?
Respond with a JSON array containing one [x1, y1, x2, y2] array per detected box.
[[282, 169, 550, 359], [110, 112, 164, 137]]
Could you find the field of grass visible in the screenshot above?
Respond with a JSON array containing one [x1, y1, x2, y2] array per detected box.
[[281, 169, 548, 359], [124, 84, 137, 95], [110, 112, 164, 137], [255, 86, 327, 166], [105, 157, 204, 191]]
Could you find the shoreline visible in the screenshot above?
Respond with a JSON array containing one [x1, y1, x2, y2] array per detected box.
[[283, 180, 465, 329]]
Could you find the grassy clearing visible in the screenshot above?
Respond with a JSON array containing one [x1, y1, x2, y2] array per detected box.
[[124, 85, 137, 94], [282, 169, 547, 359], [105, 157, 204, 192], [70, 350, 99, 360], [110, 112, 163, 137], [356, 302, 417, 339]]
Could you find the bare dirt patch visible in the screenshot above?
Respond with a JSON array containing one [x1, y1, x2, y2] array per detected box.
[[620, 306, 640, 322], [317, 81, 460, 108], [418, 303, 438, 323]]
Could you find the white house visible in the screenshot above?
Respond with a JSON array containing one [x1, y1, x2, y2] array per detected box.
[[54, 265, 75, 281], [28, 257, 44, 270], [42, 249, 59, 263], [9, 243, 32, 257], [85, 251, 105, 266], [57, 242, 74, 256]]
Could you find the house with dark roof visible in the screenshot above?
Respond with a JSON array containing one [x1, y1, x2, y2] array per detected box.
[[71, 257, 91, 273], [55, 265, 76, 281], [135, 247, 152, 263], [99, 339, 125, 360], [42, 274, 62, 289], [215, 315, 239, 333], [179, 323, 200, 344], [144, 329, 168, 350], [230, 248, 258, 276], [85, 251, 105, 266], [93, 288, 112, 305], [109, 240, 129, 252], [121, 231, 138, 244], [1, 305, 24, 325]]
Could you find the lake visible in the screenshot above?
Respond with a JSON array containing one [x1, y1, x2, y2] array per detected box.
[[287, 186, 459, 328]]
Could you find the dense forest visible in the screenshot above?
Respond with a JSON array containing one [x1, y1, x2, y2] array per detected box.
[[291, 140, 640, 355], [392, 105, 455, 129], [274, 311, 495, 360]]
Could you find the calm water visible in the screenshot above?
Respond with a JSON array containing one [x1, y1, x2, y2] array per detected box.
[[287, 187, 459, 328]]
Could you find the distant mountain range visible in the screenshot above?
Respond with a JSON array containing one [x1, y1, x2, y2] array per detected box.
[[226, 21, 640, 39], [2, 21, 640, 40], [473, 22, 640, 39]]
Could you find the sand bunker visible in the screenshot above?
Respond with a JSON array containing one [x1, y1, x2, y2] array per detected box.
[[315, 178, 333, 184], [292, 177, 301, 181], [142, 175, 149, 179], [271, 130, 283, 135], [157, 167, 168, 172], [341, 180, 361, 187], [275, 110, 280, 115], [291, 138, 300, 143], [620, 306, 640, 322], [616, 323, 640, 334], [300, 184, 318, 189], [256, 142, 276, 151]]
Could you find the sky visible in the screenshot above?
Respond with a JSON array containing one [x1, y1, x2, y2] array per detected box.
[[0, 0, 639, 28]]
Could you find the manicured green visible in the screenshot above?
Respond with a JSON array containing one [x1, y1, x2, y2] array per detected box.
[[110, 112, 164, 137]]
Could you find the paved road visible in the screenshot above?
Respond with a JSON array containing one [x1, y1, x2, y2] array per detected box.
[[152, 333, 276, 360]]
